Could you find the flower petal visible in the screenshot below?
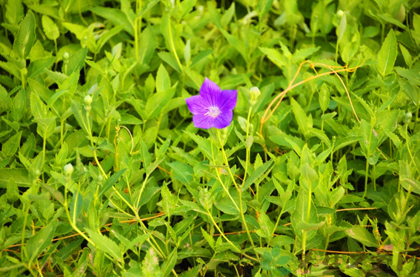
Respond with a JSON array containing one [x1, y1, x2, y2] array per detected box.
[[193, 114, 216, 129], [200, 78, 221, 107], [185, 95, 207, 115], [214, 110, 233, 129], [217, 90, 237, 111]]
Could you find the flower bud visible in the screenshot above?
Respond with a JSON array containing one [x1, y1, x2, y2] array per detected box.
[[84, 95, 92, 106], [249, 87, 261, 107], [63, 52, 70, 61], [84, 95, 92, 113], [337, 10, 344, 18], [64, 163, 74, 176], [404, 112, 412, 124]]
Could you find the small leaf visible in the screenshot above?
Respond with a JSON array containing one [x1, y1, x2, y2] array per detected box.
[[0, 168, 31, 188], [26, 220, 57, 264], [345, 225, 378, 248], [97, 168, 127, 198], [89, 7, 134, 35], [42, 15, 60, 41], [162, 249, 177, 277], [290, 98, 309, 136], [377, 29, 397, 76], [201, 228, 215, 250], [156, 64, 171, 93], [167, 161, 194, 184], [259, 47, 287, 68], [145, 87, 176, 119], [2, 131, 22, 158], [67, 47, 88, 75], [85, 228, 122, 262], [5, 0, 24, 26], [242, 159, 274, 191], [13, 10, 36, 59]]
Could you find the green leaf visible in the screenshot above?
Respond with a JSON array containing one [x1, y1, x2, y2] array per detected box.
[[377, 29, 397, 76], [242, 159, 274, 191], [259, 47, 287, 68], [97, 168, 127, 198], [256, 212, 274, 238], [27, 56, 56, 78], [96, 25, 125, 53], [138, 26, 156, 65], [184, 131, 213, 160], [70, 192, 83, 222], [5, 0, 24, 26], [67, 47, 88, 75], [62, 22, 86, 40], [291, 189, 317, 239], [30, 90, 47, 119], [345, 225, 378, 248], [258, 0, 274, 18], [25, 219, 57, 264], [168, 161, 194, 184], [158, 52, 182, 73], [141, 248, 161, 276], [0, 168, 31, 188], [178, 266, 202, 277], [89, 7, 134, 35], [161, 249, 177, 277], [399, 160, 420, 194], [85, 228, 122, 262], [2, 131, 22, 158], [337, 12, 347, 43], [42, 15, 60, 41], [35, 117, 56, 140], [156, 64, 171, 93], [292, 47, 320, 63], [214, 191, 246, 215], [333, 136, 361, 152], [201, 228, 215, 250], [145, 87, 176, 120], [290, 98, 309, 136], [191, 49, 213, 68], [319, 83, 331, 112], [13, 10, 36, 59]]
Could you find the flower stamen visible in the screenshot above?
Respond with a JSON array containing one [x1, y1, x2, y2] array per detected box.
[[204, 106, 221, 118]]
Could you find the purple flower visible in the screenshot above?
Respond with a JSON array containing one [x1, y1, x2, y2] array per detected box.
[[185, 78, 237, 129]]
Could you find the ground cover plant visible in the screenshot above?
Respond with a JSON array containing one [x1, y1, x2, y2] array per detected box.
[[0, 0, 420, 276]]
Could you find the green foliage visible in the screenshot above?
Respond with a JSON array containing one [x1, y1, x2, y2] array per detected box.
[[0, 0, 420, 276]]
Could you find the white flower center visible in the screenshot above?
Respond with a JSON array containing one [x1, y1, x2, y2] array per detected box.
[[205, 106, 221, 118]]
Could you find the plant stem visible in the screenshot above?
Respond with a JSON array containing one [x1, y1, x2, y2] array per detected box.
[[210, 139, 239, 211], [60, 119, 65, 147], [242, 106, 253, 186], [135, 173, 150, 210], [268, 203, 286, 246], [216, 130, 259, 260], [204, 206, 258, 262], [363, 160, 369, 198]]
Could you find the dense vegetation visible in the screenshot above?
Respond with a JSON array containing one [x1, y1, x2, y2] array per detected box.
[[0, 0, 420, 276]]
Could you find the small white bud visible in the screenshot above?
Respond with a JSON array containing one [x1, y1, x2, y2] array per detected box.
[[64, 163, 74, 176], [404, 112, 412, 124], [84, 95, 92, 106], [249, 87, 261, 107]]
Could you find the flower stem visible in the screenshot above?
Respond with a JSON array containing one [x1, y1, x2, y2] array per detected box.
[[210, 139, 239, 212], [242, 106, 253, 186], [216, 129, 259, 260], [204, 206, 258, 262]]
